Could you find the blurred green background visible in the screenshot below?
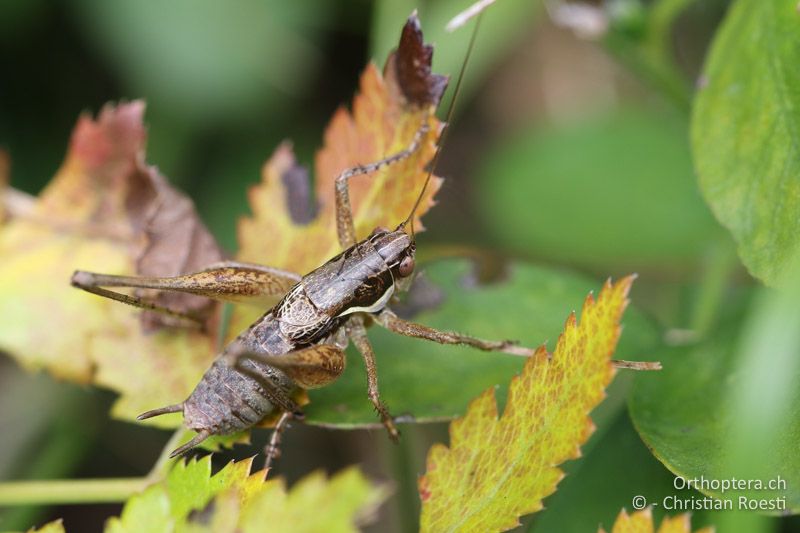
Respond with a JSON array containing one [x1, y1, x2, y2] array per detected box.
[[2, 0, 798, 532]]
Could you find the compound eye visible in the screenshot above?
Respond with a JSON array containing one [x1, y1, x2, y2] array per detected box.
[[398, 256, 415, 277], [370, 226, 390, 238]]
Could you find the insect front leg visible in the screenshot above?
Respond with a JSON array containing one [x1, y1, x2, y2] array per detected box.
[[334, 122, 430, 248], [375, 308, 532, 356], [346, 315, 400, 441]]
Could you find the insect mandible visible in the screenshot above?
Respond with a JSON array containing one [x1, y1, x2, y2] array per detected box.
[[71, 10, 652, 466]]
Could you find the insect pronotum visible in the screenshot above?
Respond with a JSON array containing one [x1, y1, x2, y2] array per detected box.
[[71, 10, 657, 466]]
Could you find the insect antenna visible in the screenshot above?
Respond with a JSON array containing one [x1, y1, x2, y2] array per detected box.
[[402, 8, 486, 237]]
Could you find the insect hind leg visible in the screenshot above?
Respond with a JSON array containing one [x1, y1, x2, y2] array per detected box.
[[71, 271, 205, 329], [334, 121, 429, 249]]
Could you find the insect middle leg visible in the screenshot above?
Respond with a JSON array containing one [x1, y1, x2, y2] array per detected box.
[[375, 309, 533, 356], [263, 411, 293, 470], [334, 122, 430, 248], [376, 309, 661, 370], [346, 315, 400, 441]]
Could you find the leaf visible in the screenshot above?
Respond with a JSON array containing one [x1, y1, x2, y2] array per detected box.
[[691, 0, 800, 285], [599, 508, 713, 533], [630, 287, 800, 512], [104, 456, 385, 533], [418, 276, 634, 531], [531, 413, 686, 533], [478, 108, 721, 269], [303, 259, 658, 427], [235, 469, 387, 533], [24, 519, 66, 533], [132, 166, 223, 330], [237, 12, 444, 274], [0, 150, 8, 222], [0, 102, 222, 425], [370, 0, 541, 109]]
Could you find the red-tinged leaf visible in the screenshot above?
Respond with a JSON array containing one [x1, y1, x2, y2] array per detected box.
[[0, 102, 223, 424], [418, 277, 635, 531]]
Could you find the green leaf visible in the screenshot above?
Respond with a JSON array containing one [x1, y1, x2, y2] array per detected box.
[[629, 290, 800, 513], [691, 0, 800, 285], [304, 259, 658, 427], [105, 457, 260, 533], [478, 109, 721, 269], [104, 456, 385, 533]]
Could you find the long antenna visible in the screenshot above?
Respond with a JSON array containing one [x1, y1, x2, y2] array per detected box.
[[403, 9, 485, 233]]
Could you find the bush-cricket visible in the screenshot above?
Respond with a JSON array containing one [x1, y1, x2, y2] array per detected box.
[[70, 8, 657, 466]]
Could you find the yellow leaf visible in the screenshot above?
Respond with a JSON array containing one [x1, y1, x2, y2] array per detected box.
[[0, 103, 219, 425], [105, 456, 386, 533], [26, 519, 66, 533], [418, 277, 635, 532], [237, 14, 444, 274], [238, 468, 388, 533], [599, 508, 715, 533], [0, 150, 8, 222]]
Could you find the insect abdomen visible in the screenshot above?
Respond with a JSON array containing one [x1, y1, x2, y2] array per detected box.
[[182, 316, 296, 435]]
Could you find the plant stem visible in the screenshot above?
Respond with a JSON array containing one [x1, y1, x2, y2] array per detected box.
[[689, 238, 738, 337], [389, 425, 422, 533], [148, 428, 189, 479], [0, 428, 190, 507], [0, 478, 148, 506], [602, 0, 697, 112]]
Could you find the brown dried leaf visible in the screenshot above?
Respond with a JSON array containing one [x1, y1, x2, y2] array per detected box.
[[390, 11, 449, 106], [131, 166, 223, 330]]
